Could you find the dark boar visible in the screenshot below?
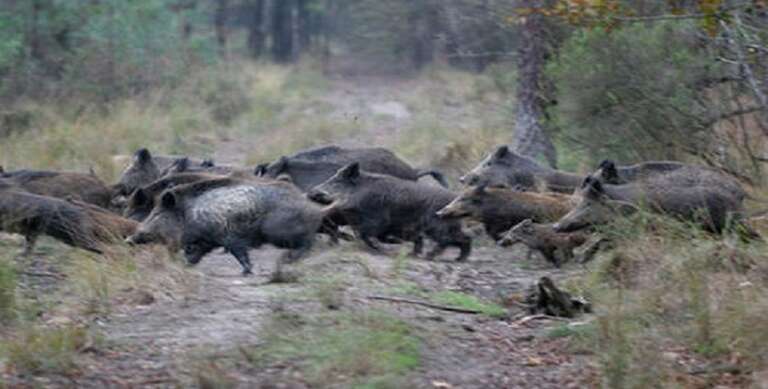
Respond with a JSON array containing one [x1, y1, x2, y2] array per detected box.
[[553, 174, 743, 233], [436, 185, 573, 240], [127, 178, 334, 275], [0, 190, 114, 254], [591, 160, 745, 202], [461, 145, 686, 192], [1, 169, 112, 208], [498, 219, 589, 267], [123, 172, 225, 221], [114, 148, 210, 197], [266, 145, 448, 188], [308, 163, 471, 261]]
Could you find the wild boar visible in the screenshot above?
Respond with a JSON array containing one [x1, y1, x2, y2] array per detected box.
[[0, 190, 118, 254], [123, 172, 225, 221], [66, 198, 138, 243], [498, 219, 589, 267], [436, 185, 573, 240], [262, 145, 449, 188], [553, 174, 743, 233], [1, 169, 112, 208], [114, 148, 210, 197], [127, 178, 335, 276], [460, 145, 686, 193], [308, 163, 471, 261], [590, 160, 746, 202]]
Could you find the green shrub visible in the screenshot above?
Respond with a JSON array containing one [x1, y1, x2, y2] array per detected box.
[[548, 21, 721, 164]]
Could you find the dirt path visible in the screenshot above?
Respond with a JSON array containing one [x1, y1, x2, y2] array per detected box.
[[45, 240, 592, 388]]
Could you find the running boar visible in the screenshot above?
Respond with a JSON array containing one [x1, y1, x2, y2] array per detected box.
[[123, 172, 225, 221], [127, 178, 334, 275], [66, 198, 138, 243], [591, 160, 745, 202], [114, 148, 212, 196], [0, 190, 114, 254], [1, 169, 112, 208], [262, 145, 449, 188], [308, 163, 471, 261], [553, 174, 743, 233], [498, 219, 589, 267], [460, 145, 686, 193], [114, 148, 162, 198], [436, 185, 573, 240]]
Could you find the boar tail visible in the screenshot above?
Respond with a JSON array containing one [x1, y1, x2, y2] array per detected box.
[[417, 170, 449, 188]]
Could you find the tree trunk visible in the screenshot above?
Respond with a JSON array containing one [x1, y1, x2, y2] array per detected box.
[[271, 0, 293, 62], [512, 1, 558, 168], [246, 0, 265, 58], [29, 0, 43, 62], [214, 0, 229, 57]]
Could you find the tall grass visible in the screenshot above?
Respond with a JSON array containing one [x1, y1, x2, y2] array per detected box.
[[0, 254, 16, 324], [563, 212, 768, 386]]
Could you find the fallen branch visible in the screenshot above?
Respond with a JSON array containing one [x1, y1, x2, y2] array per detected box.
[[20, 270, 66, 279], [366, 295, 483, 314], [513, 314, 570, 326]]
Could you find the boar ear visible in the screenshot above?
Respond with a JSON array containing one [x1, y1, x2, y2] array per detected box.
[[160, 192, 177, 209], [254, 164, 267, 176], [583, 177, 606, 200], [0, 165, 5, 175], [493, 145, 509, 160], [133, 188, 148, 206], [135, 148, 152, 164], [597, 159, 619, 181], [201, 159, 215, 168], [269, 157, 289, 174], [174, 157, 190, 172], [340, 162, 360, 180]]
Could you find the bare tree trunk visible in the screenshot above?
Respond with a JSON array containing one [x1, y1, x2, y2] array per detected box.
[[246, 0, 265, 58], [272, 0, 293, 62], [214, 0, 229, 58], [512, 0, 557, 168]]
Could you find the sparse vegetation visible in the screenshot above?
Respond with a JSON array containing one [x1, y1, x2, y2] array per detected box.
[[250, 310, 421, 388], [1, 324, 98, 376], [431, 291, 507, 319], [561, 213, 768, 386], [0, 254, 16, 324]]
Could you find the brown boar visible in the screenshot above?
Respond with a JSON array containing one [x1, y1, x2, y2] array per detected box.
[[498, 219, 589, 267], [436, 185, 573, 240]]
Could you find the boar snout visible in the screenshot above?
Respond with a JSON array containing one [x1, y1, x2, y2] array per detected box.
[[497, 236, 515, 247]]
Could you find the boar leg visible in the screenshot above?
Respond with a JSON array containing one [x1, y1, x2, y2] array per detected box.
[[542, 249, 561, 268], [411, 236, 424, 256], [425, 243, 446, 261], [455, 239, 471, 262], [360, 233, 382, 251], [229, 246, 253, 275], [22, 234, 39, 256]]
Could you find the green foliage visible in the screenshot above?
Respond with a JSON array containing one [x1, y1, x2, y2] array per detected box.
[[548, 21, 721, 164], [251, 311, 421, 387], [431, 291, 506, 318]]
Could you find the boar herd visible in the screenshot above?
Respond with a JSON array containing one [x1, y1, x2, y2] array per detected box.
[[0, 143, 758, 277]]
